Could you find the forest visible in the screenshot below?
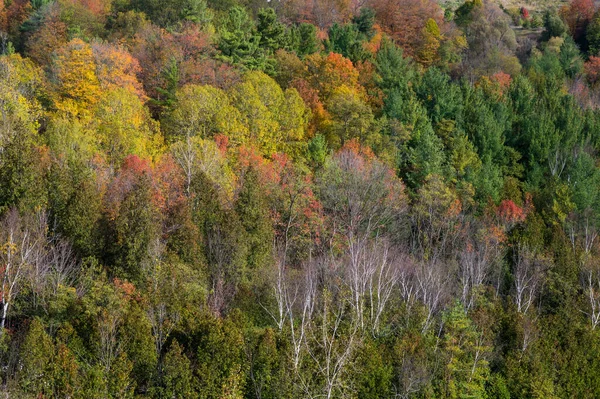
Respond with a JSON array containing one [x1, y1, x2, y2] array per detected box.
[[3, 0, 600, 397]]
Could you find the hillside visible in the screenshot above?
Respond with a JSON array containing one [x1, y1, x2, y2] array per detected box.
[[1, 0, 600, 398]]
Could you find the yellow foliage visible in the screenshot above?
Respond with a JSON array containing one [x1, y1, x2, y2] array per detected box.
[[92, 88, 160, 165], [51, 39, 102, 119]]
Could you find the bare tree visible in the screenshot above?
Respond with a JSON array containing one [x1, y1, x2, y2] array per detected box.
[[397, 255, 419, 326], [458, 225, 503, 310], [98, 307, 123, 375], [343, 236, 404, 334], [301, 279, 359, 399], [146, 239, 183, 360], [0, 209, 45, 334], [582, 258, 600, 330], [367, 242, 404, 334], [171, 135, 197, 196], [513, 245, 545, 314], [286, 259, 316, 371], [416, 259, 450, 333]]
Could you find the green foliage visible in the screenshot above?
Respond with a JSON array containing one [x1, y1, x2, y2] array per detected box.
[[217, 6, 265, 70], [437, 303, 490, 398], [588, 10, 600, 56], [324, 22, 370, 63], [235, 167, 273, 273], [19, 319, 55, 396], [129, 0, 213, 28], [543, 10, 567, 41], [162, 340, 196, 399], [195, 315, 245, 398], [4, 3, 600, 398], [290, 23, 319, 57], [256, 8, 287, 55]]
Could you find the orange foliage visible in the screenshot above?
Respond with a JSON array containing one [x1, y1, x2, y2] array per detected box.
[[356, 60, 385, 110], [113, 278, 140, 302], [214, 134, 230, 156], [154, 154, 187, 213], [0, 0, 31, 38], [77, 0, 112, 16], [340, 138, 375, 162], [291, 77, 329, 135], [476, 72, 512, 99], [235, 146, 275, 188], [25, 4, 68, 66], [305, 52, 361, 99], [92, 42, 146, 100], [369, 0, 445, 57]]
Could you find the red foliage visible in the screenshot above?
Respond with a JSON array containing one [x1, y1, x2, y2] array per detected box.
[[586, 56, 600, 85], [235, 146, 275, 190], [496, 199, 527, 225], [561, 0, 595, 42], [291, 77, 329, 135], [154, 154, 186, 213], [214, 134, 230, 156], [130, 23, 238, 105], [521, 7, 530, 19], [104, 155, 152, 219]]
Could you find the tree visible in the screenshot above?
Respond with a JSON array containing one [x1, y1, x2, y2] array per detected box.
[[542, 10, 567, 41], [585, 55, 600, 85], [19, 319, 55, 396], [437, 303, 490, 398], [561, 0, 595, 46], [229, 71, 309, 155], [163, 84, 246, 142], [92, 88, 159, 167], [217, 6, 266, 70], [195, 315, 245, 399], [512, 245, 545, 314], [459, 2, 521, 80], [128, 0, 212, 28], [103, 156, 161, 283], [23, 3, 68, 66], [325, 85, 374, 147], [324, 22, 370, 63], [290, 22, 319, 57], [417, 18, 441, 67], [50, 39, 103, 119], [0, 210, 45, 334], [162, 340, 196, 399], [191, 172, 247, 315], [304, 52, 361, 101], [588, 10, 600, 56], [91, 41, 146, 100], [235, 166, 274, 273], [369, 0, 444, 57], [257, 7, 288, 55]]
